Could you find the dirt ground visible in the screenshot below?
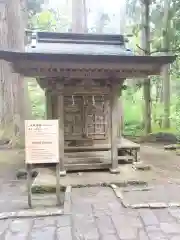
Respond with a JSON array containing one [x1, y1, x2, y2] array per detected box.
[[0, 143, 179, 212], [140, 143, 180, 182], [1, 143, 180, 182]]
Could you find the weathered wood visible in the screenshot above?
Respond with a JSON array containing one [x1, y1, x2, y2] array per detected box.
[[63, 95, 110, 141], [120, 137, 140, 149], [51, 87, 111, 96], [110, 83, 119, 173], [13, 60, 162, 72], [58, 92, 66, 175], [45, 90, 52, 119], [56, 162, 61, 205], [14, 68, 159, 79], [26, 164, 32, 208], [13, 60, 161, 79], [64, 138, 140, 152], [65, 162, 111, 171]]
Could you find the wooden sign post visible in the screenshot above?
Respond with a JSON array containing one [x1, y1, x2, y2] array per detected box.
[[25, 120, 60, 208]]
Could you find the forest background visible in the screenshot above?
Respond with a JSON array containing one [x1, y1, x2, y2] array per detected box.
[[0, 0, 179, 145]]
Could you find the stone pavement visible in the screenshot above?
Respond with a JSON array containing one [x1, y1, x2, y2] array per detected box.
[[1, 187, 180, 239], [114, 183, 180, 207]]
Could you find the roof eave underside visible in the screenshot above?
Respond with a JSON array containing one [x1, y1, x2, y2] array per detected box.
[[0, 50, 176, 79], [0, 50, 176, 64]]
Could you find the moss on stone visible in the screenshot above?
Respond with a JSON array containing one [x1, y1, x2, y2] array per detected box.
[[31, 185, 66, 194]]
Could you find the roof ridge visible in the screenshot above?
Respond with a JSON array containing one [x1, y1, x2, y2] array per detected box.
[[27, 31, 126, 46]]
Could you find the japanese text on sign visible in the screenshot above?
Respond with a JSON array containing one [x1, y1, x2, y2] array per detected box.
[[25, 120, 59, 164]]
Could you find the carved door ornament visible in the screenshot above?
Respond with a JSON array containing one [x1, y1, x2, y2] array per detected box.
[[64, 94, 109, 142]]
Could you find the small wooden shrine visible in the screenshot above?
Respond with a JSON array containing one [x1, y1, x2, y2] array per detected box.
[[0, 32, 175, 175]]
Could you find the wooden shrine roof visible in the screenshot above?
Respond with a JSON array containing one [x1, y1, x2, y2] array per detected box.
[[25, 31, 131, 56], [0, 31, 174, 63], [0, 31, 176, 79]]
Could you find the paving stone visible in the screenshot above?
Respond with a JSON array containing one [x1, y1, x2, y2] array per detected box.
[[146, 225, 161, 232], [147, 231, 168, 240], [116, 227, 138, 240], [31, 226, 56, 240], [3, 186, 180, 240], [101, 234, 119, 240], [138, 229, 149, 240], [57, 226, 72, 240], [33, 217, 56, 228], [160, 222, 180, 234], [139, 209, 159, 225], [170, 236, 180, 240], [112, 215, 139, 240], [72, 215, 99, 240], [168, 209, 180, 220], [146, 225, 167, 240], [73, 225, 99, 240], [95, 215, 116, 235], [72, 203, 93, 215], [0, 220, 11, 235], [8, 219, 32, 237], [111, 214, 143, 228], [155, 209, 175, 223], [57, 215, 71, 227], [4, 231, 28, 240]]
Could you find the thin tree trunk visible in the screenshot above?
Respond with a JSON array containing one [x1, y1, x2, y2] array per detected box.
[[82, 0, 88, 32], [162, 0, 171, 128], [141, 0, 151, 134]]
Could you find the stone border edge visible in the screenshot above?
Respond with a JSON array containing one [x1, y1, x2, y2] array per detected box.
[[110, 184, 180, 209], [0, 208, 64, 220]]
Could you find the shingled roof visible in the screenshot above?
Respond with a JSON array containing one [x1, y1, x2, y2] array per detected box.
[[25, 31, 133, 56]]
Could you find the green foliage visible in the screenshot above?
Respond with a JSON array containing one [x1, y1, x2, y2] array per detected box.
[[31, 10, 57, 31], [29, 7, 71, 31], [122, 88, 178, 137], [28, 79, 45, 119], [25, 0, 180, 140]]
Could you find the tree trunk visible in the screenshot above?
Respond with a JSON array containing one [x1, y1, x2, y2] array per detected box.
[[82, 0, 88, 32], [72, 0, 85, 32], [0, 1, 14, 140], [141, 0, 151, 134], [6, 0, 26, 145], [162, 0, 171, 128]]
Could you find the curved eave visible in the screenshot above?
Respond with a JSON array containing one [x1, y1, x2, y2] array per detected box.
[[0, 49, 176, 64]]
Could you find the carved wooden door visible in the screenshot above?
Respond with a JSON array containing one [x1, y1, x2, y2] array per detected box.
[[64, 95, 109, 141], [64, 96, 83, 140], [85, 96, 109, 140]]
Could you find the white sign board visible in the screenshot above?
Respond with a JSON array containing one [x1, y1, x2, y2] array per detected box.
[[25, 120, 59, 164]]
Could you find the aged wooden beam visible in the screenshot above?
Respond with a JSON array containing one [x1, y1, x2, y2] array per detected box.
[[110, 82, 120, 174], [57, 89, 66, 176], [14, 68, 160, 79], [45, 89, 53, 119], [49, 86, 111, 95]]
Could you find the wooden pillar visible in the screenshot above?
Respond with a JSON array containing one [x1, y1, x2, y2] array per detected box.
[[110, 83, 120, 174], [117, 97, 122, 138], [45, 90, 52, 119], [58, 92, 66, 176]]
